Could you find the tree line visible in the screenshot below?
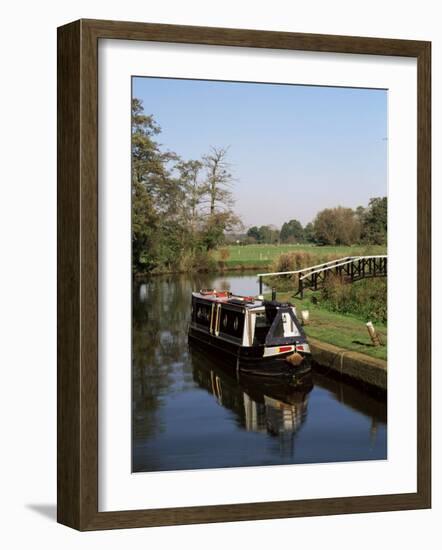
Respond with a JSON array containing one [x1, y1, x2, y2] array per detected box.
[[132, 98, 240, 274], [246, 197, 387, 246], [132, 97, 386, 274]]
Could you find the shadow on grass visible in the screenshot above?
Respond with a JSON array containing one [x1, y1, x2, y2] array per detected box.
[[351, 340, 375, 348]]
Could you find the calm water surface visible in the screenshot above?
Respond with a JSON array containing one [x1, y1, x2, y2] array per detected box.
[[132, 272, 387, 472]]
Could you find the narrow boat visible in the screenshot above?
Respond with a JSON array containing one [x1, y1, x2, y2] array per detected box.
[[188, 289, 311, 376]]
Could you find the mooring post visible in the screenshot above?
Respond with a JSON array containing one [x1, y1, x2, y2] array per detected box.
[[366, 321, 383, 346], [301, 310, 309, 325]]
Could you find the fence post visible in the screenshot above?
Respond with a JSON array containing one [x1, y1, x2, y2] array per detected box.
[[366, 321, 383, 346]]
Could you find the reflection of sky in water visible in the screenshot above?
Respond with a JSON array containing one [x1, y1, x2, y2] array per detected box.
[[132, 272, 387, 473], [210, 274, 269, 296]]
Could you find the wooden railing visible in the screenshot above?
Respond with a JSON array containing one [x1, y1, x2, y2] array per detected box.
[[257, 255, 387, 297]]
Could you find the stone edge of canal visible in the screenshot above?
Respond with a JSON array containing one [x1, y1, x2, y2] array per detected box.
[[309, 337, 387, 391]]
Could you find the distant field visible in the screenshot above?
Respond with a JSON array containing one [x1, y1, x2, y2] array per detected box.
[[215, 243, 387, 269]]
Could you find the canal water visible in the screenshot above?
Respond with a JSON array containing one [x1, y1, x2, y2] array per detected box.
[[132, 272, 387, 473]]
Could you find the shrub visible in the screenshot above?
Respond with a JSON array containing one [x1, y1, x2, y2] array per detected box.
[[219, 247, 230, 261], [267, 251, 340, 291], [174, 249, 218, 273], [320, 276, 387, 323]]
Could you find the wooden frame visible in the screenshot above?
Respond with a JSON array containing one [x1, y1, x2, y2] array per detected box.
[[57, 18, 431, 530]]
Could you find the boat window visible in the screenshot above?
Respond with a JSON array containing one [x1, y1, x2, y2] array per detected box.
[[255, 312, 270, 328], [195, 303, 212, 327], [272, 316, 285, 338], [218, 308, 244, 339], [253, 312, 271, 345], [281, 312, 298, 336], [265, 309, 301, 344]]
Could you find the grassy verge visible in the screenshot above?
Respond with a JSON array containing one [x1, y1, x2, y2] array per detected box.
[[216, 243, 386, 268], [269, 291, 387, 361]]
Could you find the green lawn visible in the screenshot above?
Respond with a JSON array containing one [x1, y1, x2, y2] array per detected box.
[[268, 291, 387, 361], [217, 243, 388, 360], [216, 243, 386, 269]]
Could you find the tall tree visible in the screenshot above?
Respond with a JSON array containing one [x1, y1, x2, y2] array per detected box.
[[362, 197, 387, 245], [202, 147, 234, 214], [280, 219, 305, 243], [258, 225, 279, 244], [131, 99, 243, 271], [304, 222, 316, 243], [132, 98, 177, 204], [131, 98, 165, 272], [176, 159, 204, 235], [132, 98, 182, 271], [246, 226, 261, 242], [313, 206, 361, 245], [200, 146, 241, 250], [246, 225, 279, 244]]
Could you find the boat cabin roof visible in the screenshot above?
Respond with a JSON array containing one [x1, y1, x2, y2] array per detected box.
[[192, 290, 278, 310]]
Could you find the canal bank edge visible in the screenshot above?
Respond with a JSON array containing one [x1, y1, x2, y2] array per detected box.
[[308, 337, 387, 391]]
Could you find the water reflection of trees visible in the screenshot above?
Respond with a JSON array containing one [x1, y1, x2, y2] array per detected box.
[[132, 273, 218, 447], [312, 369, 387, 449], [190, 345, 313, 458]]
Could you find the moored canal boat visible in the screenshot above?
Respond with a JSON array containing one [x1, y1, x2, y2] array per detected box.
[[188, 289, 311, 376]]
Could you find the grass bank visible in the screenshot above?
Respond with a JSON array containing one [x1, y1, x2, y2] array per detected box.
[[216, 243, 386, 269], [269, 291, 387, 361], [135, 243, 387, 276]]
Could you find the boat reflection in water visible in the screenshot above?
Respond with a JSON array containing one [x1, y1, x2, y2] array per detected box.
[[190, 343, 313, 454]]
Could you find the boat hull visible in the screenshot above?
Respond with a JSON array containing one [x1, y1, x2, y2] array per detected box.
[[188, 326, 311, 377]]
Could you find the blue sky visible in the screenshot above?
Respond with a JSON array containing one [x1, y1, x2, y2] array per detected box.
[[133, 77, 387, 228]]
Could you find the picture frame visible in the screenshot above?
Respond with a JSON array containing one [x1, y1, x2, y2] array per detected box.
[[57, 18, 431, 530]]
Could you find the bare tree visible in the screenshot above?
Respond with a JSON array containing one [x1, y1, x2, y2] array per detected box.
[[176, 159, 204, 233], [202, 146, 235, 215], [198, 146, 243, 250]]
